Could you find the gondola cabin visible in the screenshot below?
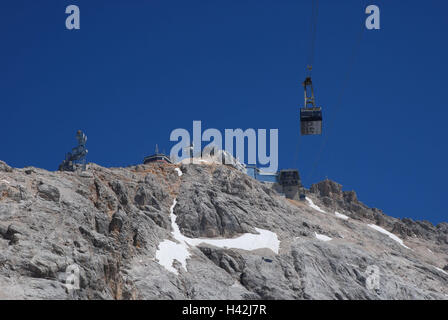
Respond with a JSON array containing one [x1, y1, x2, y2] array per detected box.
[[300, 107, 322, 135], [300, 76, 322, 135]]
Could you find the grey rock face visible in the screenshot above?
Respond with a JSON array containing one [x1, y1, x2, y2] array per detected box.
[[309, 180, 448, 245], [0, 161, 447, 300], [37, 182, 60, 202], [109, 210, 127, 233], [0, 161, 12, 173]]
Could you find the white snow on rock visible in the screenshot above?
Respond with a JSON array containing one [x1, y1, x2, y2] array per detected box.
[[335, 211, 349, 220], [305, 197, 326, 213], [155, 199, 281, 274], [434, 267, 448, 276], [1, 179, 10, 184], [155, 200, 190, 275], [155, 239, 190, 275], [184, 228, 280, 253], [368, 224, 410, 249], [315, 232, 332, 242], [174, 168, 183, 176]]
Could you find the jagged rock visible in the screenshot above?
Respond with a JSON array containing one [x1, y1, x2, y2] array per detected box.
[[110, 180, 129, 206], [401, 218, 439, 241], [37, 182, 60, 202], [174, 186, 247, 237], [437, 222, 448, 234], [24, 168, 35, 175], [239, 255, 300, 300], [0, 160, 447, 300], [5, 224, 28, 239], [198, 246, 245, 275], [343, 191, 358, 203], [134, 186, 161, 210], [109, 210, 127, 233], [0, 161, 12, 172], [93, 178, 118, 214], [392, 222, 413, 239], [0, 183, 24, 202], [27, 254, 60, 278], [95, 212, 110, 235], [3, 223, 29, 244], [310, 180, 343, 198], [79, 226, 111, 250], [143, 209, 169, 229], [0, 223, 8, 238]]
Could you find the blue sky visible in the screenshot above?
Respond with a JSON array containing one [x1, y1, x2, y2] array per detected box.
[[1, 1, 447, 224]]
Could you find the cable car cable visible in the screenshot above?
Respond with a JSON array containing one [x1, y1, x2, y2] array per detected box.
[[307, 0, 319, 76], [295, 0, 319, 166], [305, 10, 366, 183], [294, 0, 319, 168]]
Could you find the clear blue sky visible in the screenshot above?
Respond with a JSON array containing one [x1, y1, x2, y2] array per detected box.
[[1, 1, 447, 224]]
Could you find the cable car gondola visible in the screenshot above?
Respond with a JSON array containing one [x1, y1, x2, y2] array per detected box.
[[300, 76, 322, 135]]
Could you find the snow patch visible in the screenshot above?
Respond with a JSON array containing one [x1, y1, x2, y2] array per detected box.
[[184, 228, 280, 253], [174, 168, 183, 176], [335, 211, 349, 220], [155, 240, 190, 275], [1, 179, 10, 184], [315, 232, 332, 242], [368, 224, 410, 249], [305, 197, 326, 213], [155, 199, 281, 274], [434, 267, 448, 276]]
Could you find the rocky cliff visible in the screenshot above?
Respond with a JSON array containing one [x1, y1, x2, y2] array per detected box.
[[0, 160, 447, 300]]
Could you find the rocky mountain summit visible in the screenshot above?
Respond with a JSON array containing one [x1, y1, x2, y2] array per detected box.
[[0, 159, 447, 300]]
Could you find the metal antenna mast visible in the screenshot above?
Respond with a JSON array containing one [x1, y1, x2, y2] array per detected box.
[[58, 130, 88, 172]]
